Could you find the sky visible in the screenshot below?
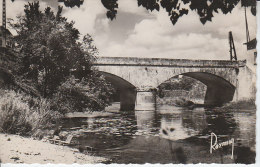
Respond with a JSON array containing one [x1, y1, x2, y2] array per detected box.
[[1, 0, 257, 60]]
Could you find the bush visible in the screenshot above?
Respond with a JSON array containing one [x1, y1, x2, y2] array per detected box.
[[52, 75, 114, 113], [0, 90, 31, 135], [0, 89, 62, 136]]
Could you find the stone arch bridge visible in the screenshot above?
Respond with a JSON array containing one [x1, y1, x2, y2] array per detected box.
[[93, 57, 254, 111]]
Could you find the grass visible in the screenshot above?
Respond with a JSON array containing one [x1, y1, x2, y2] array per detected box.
[[0, 89, 62, 136]]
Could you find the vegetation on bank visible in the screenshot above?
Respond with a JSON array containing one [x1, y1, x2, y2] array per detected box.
[[0, 89, 61, 136], [218, 98, 256, 111], [0, 2, 114, 137], [157, 75, 206, 100]]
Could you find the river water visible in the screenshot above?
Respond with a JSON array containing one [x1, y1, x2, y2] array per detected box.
[[61, 103, 256, 164]]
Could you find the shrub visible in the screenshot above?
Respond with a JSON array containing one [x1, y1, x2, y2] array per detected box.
[[0, 90, 31, 135], [0, 89, 62, 136], [52, 75, 114, 113]]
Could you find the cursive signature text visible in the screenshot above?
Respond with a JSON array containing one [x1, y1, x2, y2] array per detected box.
[[210, 132, 234, 159]]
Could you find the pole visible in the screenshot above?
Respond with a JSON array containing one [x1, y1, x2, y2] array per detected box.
[[244, 7, 250, 43], [2, 0, 6, 47]]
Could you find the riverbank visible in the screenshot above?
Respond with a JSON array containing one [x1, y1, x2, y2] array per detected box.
[[65, 111, 115, 118], [0, 133, 106, 164], [157, 96, 256, 111], [217, 99, 256, 111]]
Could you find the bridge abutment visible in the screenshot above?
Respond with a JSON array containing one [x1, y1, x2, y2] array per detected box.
[[233, 66, 256, 101]]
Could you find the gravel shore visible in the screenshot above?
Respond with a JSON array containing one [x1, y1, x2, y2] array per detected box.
[[0, 133, 106, 164]]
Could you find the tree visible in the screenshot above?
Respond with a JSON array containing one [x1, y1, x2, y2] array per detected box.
[[10, 2, 93, 97], [20, 0, 257, 26], [9, 2, 114, 112]]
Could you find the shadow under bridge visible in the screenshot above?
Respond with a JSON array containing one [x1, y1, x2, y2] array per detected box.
[[99, 71, 236, 111], [98, 71, 137, 111], [181, 72, 235, 106]]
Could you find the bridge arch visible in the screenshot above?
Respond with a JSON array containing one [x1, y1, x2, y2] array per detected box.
[[99, 70, 236, 110], [157, 72, 236, 106], [98, 71, 137, 111]]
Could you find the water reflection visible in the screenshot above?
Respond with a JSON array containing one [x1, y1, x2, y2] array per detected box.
[[159, 107, 208, 141], [135, 110, 154, 133], [232, 112, 256, 151], [160, 114, 196, 140], [61, 103, 255, 164], [202, 110, 237, 137]]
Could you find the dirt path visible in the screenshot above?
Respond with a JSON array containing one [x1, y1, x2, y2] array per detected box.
[[0, 133, 106, 164]]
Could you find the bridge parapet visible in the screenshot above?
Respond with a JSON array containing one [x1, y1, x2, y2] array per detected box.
[[94, 57, 246, 68]]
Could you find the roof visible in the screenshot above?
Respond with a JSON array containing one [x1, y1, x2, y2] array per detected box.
[[244, 38, 257, 50]]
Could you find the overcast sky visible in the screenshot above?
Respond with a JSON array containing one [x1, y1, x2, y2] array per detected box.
[[2, 0, 257, 60]]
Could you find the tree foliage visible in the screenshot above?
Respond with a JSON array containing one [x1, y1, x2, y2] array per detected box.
[[52, 74, 114, 113], [9, 2, 114, 111], [159, 75, 196, 91], [58, 0, 84, 8], [10, 2, 91, 97], [109, 0, 256, 25], [11, 0, 255, 26]]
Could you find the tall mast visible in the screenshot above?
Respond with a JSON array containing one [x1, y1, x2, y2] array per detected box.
[[2, 0, 6, 29], [244, 7, 250, 44], [2, 0, 6, 47]]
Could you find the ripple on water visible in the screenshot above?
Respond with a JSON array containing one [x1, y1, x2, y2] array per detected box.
[[60, 104, 255, 164]]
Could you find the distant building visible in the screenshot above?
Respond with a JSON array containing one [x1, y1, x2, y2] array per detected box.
[[0, 26, 14, 48], [244, 38, 257, 66], [243, 6, 257, 67]]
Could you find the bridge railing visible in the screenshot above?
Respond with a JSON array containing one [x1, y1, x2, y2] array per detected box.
[[94, 57, 246, 68]]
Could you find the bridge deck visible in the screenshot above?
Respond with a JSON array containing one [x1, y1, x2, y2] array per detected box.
[[94, 57, 246, 68]]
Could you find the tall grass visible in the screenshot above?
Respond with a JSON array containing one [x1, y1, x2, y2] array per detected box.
[[0, 89, 62, 136]]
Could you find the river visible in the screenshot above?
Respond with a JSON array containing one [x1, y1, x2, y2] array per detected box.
[[61, 103, 256, 164]]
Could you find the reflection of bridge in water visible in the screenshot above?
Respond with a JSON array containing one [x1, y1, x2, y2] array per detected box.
[[94, 57, 255, 111]]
